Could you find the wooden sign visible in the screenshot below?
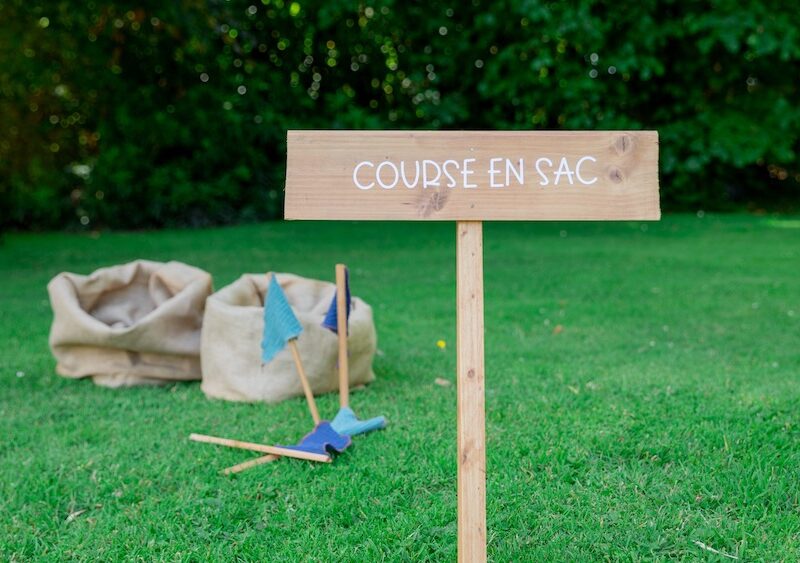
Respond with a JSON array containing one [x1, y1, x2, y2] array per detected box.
[[284, 130, 660, 563], [285, 130, 659, 221]]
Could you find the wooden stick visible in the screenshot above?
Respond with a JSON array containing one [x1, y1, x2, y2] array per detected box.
[[335, 263, 350, 408], [288, 338, 320, 425], [456, 221, 486, 563], [189, 433, 331, 463], [222, 454, 279, 475]]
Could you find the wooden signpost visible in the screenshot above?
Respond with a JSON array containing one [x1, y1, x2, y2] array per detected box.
[[284, 130, 660, 562]]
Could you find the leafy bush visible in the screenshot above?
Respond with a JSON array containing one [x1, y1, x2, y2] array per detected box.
[[1, 0, 798, 230]]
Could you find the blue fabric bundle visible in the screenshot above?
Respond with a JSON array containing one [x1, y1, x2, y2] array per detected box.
[[281, 421, 352, 457], [261, 275, 303, 363]]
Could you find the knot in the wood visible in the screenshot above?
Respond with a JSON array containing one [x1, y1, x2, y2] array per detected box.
[[416, 189, 448, 217], [608, 167, 624, 184], [614, 134, 634, 155], [467, 368, 476, 379]]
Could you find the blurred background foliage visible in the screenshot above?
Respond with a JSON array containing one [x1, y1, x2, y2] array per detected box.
[[1, 0, 798, 230]]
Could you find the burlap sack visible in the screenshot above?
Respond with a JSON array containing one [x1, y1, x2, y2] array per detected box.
[[48, 260, 212, 387], [201, 273, 377, 403]]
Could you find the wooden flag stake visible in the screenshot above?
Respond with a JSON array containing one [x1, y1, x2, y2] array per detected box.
[[335, 263, 350, 408], [456, 221, 486, 562], [222, 454, 280, 475], [189, 433, 331, 463], [288, 338, 321, 425]]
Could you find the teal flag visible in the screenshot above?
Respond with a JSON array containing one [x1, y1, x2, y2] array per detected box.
[[331, 406, 387, 437], [261, 275, 303, 363]]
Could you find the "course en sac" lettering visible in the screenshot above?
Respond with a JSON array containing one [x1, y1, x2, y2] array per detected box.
[[352, 156, 598, 190]]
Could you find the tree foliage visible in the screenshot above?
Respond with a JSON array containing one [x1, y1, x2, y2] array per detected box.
[[1, 0, 798, 230]]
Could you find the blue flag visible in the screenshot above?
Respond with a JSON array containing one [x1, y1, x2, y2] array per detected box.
[[261, 275, 303, 363], [322, 267, 351, 334], [280, 421, 351, 457]]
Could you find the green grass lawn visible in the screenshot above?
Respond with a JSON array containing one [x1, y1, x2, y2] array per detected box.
[[1, 214, 799, 561]]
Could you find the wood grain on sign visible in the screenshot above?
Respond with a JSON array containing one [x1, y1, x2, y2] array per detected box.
[[285, 130, 660, 221]]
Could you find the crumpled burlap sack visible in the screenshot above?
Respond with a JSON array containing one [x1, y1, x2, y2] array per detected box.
[[48, 260, 213, 387], [200, 272, 377, 403]]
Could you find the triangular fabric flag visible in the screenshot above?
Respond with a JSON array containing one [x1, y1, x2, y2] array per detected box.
[[280, 422, 351, 456], [261, 274, 303, 363], [321, 267, 351, 334], [331, 406, 387, 437]]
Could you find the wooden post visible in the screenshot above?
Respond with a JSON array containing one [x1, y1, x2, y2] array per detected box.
[[288, 339, 321, 426], [283, 129, 660, 557], [456, 221, 486, 562], [336, 263, 350, 408]]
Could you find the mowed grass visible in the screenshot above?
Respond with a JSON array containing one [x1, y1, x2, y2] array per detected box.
[[1, 214, 799, 561]]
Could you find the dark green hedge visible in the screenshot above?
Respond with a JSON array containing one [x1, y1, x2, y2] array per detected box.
[[1, 1, 798, 230]]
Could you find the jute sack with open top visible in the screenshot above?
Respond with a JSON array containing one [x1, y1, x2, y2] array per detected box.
[[48, 260, 213, 387], [200, 272, 377, 403]]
